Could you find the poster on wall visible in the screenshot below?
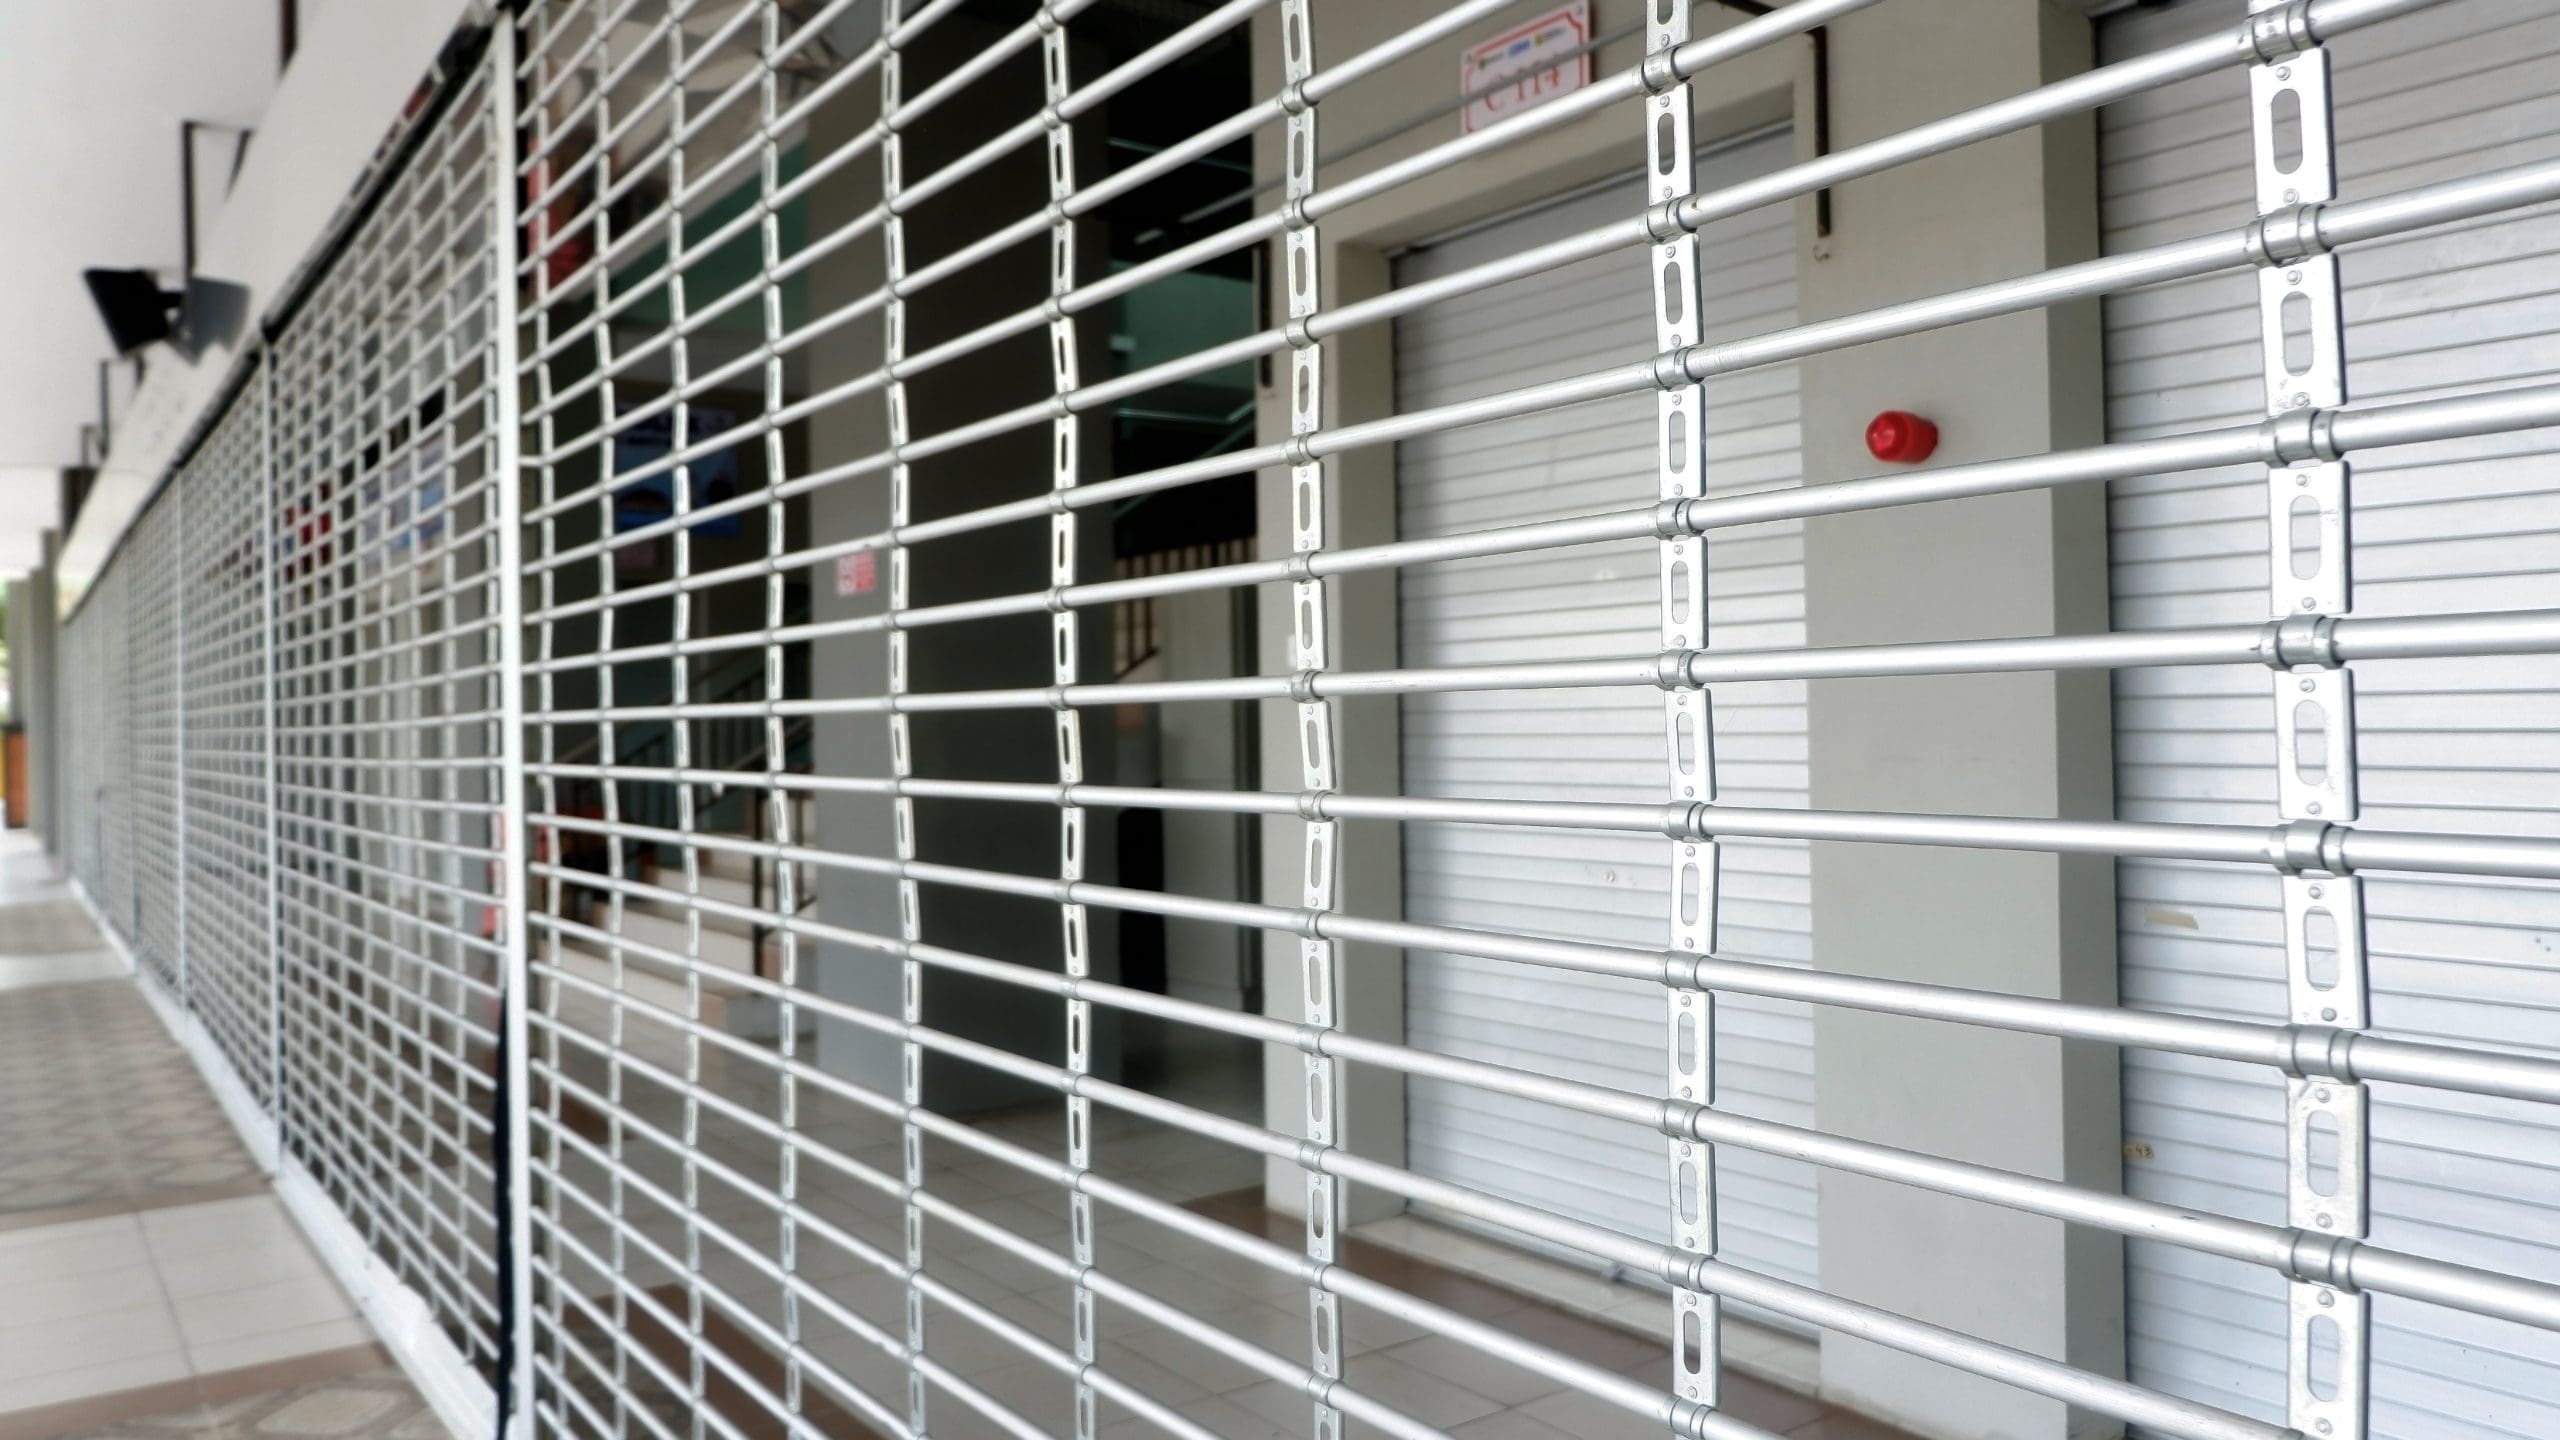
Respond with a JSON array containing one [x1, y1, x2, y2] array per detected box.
[[612, 402, 747, 569]]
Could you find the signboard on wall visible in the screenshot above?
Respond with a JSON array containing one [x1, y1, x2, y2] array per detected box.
[[1461, 1, 1592, 135], [834, 548, 876, 598], [612, 403, 746, 534]]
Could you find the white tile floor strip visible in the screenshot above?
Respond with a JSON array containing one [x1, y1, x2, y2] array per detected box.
[[0, 951, 126, 994], [0, 1195, 374, 1416], [0, 835, 391, 1427], [1, 808, 1891, 1439]]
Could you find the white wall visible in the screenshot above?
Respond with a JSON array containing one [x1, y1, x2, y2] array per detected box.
[[52, 0, 476, 613], [0, 0, 276, 476]]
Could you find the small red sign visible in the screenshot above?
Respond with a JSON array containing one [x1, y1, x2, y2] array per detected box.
[[836, 549, 877, 597]]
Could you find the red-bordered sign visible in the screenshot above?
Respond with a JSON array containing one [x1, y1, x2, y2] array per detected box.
[[1461, 1, 1593, 135]]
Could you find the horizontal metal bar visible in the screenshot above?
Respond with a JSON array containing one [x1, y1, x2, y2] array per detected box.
[[529, 1061, 1230, 1440], [740, 150, 2560, 564], [526, 963, 1682, 1437], [1671, 0, 2442, 236], [563, 910, 2275, 1440], [532, 801, 2560, 1111], [563, 844, 2560, 1325], [523, 612, 2560, 761], [1321, 1151, 2286, 1440], [665, 891, 2560, 1334], [1304, 0, 1874, 223], [520, 0, 1841, 527], [525, 365, 2560, 645]]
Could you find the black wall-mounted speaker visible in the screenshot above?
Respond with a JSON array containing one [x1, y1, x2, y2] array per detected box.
[[82, 268, 184, 354]]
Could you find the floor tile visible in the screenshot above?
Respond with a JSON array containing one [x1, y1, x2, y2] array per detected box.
[[18, 1361, 432, 1440], [1375, 1333, 1574, 1408], [185, 1318, 392, 1379], [1331, 1351, 1506, 1429], [0, 951, 125, 993], [0, 1217, 151, 1282], [1517, 1381, 1681, 1440], [1449, 1410, 1580, 1440], [0, 1350, 194, 1417], [1099, 1392, 1298, 1440], [139, 1196, 301, 1259], [152, 1231, 334, 1299], [5, 1258, 167, 1325], [0, 1301, 188, 1383], [1494, 1301, 1667, 1372], [172, 1271, 358, 1348]]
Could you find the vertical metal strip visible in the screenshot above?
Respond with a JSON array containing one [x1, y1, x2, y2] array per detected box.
[[878, 8, 929, 1432], [487, 18, 537, 1437], [753, 1, 808, 1429], [2247, 6, 2369, 1438], [517, 7, 572, 1416], [657, 9, 713, 1415], [1645, 3, 1720, 1426], [261, 361, 287, 1164], [1038, 9, 1099, 1440], [576, 22, 636, 1419], [1275, 2, 1342, 1434], [172, 476, 190, 1014]]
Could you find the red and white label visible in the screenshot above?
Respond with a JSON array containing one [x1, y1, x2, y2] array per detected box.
[[835, 548, 877, 597], [1461, 1, 1592, 135]]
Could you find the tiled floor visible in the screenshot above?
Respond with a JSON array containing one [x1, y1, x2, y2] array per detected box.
[[5, 1361, 435, 1440], [0, 834, 420, 1440], [0, 979, 266, 1218], [529, 1016, 1914, 1440], [3, 818, 1909, 1440]]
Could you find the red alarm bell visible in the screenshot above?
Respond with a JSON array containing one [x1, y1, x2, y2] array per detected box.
[[1865, 410, 1939, 464]]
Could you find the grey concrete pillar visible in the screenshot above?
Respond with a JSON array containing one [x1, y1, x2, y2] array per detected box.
[[803, 15, 1117, 1109], [1797, 4, 2123, 1437]]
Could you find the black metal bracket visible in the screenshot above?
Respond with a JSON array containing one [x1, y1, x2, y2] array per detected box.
[[1708, 0, 1833, 239]]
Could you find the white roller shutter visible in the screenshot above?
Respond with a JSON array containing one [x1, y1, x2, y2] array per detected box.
[[1392, 129, 1818, 1299], [2101, 1, 2560, 1433]]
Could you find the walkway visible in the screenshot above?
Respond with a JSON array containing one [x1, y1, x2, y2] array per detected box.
[[0, 822, 1911, 1440], [0, 833, 434, 1440]]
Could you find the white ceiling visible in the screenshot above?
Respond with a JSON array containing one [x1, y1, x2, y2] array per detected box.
[[0, 0, 281, 555]]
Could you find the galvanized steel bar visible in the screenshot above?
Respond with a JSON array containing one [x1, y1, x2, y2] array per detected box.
[[519, 605, 2560, 720], [1038, 7, 1100, 1436], [515, 374, 2560, 650], [514, 0, 1867, 525], [527, 147, 2560, 579], [488, 19, 537, 1436], [877, 7, 929, 1431], [522, 871, 2295, 1440], [2246, 8, 2372, 1435], [1645, 0, 1723, 1420], [526, 804, 2560, 1110], [58, 2, 2560, 1438], [1277, 0, 1346, 1431]]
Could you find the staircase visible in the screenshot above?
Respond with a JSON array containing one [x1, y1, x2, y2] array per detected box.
[[539, 650, 817, 1049]]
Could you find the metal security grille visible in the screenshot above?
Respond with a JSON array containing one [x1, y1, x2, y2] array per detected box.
[[60, 564, 110, 918], [267, 51, 512, 1391], [85, 560, 135, 938], [41, 2, 2560, 1440], [2098, 0, 2560, 1430], [1392, 131, 1820, 1299], [128, 490, 187, 990], [179, 383, 279, 1113]]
